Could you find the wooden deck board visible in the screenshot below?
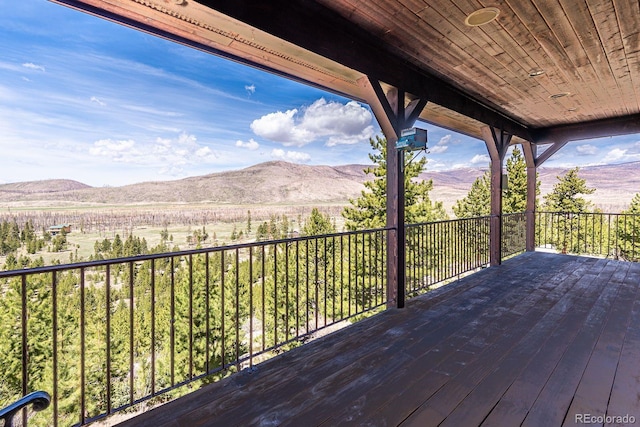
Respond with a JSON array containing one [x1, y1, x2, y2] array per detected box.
[[522, 261, 633, 427], [480, 259, 620, 426], [437, 260, 615, 427], [605, 267, 640, 425], [562, 262, 636, 426], [117, 253, 640, 427], [401, 258, 602, 427]]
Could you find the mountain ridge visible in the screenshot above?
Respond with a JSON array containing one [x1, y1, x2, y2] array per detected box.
[[1, 161, 638, 212]]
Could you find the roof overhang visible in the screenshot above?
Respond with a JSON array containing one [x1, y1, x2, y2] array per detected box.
[[50, 0, 640, 146]]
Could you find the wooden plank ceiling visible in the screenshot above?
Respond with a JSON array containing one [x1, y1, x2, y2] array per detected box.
[[51, 0, 640, 145]]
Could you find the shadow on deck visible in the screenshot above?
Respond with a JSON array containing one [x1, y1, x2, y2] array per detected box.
[[118, 252, 640, 426]]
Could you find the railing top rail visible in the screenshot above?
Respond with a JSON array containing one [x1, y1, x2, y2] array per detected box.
[[0, 391, 50, 425], [406, 216, 492, 228], [0, 226, 392, 278], [537, 211, 638, 216]]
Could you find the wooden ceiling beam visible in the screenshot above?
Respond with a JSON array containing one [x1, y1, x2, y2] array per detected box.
[[534, 141, 570, 167], [529, 113, 640, 165], [194, 0, 533, 141], [532, 113, 640, 145], [49, 0, 364, 102]]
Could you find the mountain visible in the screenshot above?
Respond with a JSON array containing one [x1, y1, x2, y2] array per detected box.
[[0, 160, 638, 212], [0, 179, 91, 194], [0, 161, 367, 206]]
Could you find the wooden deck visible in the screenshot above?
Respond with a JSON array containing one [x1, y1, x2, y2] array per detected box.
[[119, 252, 640, 426]]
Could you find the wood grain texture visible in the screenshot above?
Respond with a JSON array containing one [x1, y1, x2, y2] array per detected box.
[[60, 0, 640, 143], [116, 253, 640, 426]]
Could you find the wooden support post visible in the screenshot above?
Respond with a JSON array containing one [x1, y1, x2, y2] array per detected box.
[[522, 142, 537, 252], [482, 126, 511, 266], [361, 77, 427, 308], [396, 149, 406, 308]]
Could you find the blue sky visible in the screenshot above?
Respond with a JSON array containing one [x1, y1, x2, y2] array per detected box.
[[1, 0, 639, 187]]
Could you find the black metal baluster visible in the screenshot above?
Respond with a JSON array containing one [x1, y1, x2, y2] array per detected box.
[[285, 243, 290, 341], [261, 246, 265, 352], [273, 244, 278, 349], [21, 275, 28, 427], [348, 234, 352, 316], [220, 250, 225, 368], [52, 271, 59, 427], [188, 255, 194, 379], [80, 267, 86, 424], [324, 236, 328, 325], [150, 260, 156, 395], [340, 235, 344, 318], [205, 253, 211, 373], [129, 262, 134, 405], [295, 241, 300, 338], [315, 238, 319, 329], [235, 248, 240, 369], [332, 236, 336, 322], [248, 248, 253, 368], [170, 257, 175, 385]]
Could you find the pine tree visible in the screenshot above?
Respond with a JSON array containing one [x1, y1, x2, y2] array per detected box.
[[303, 208, 335, 236], [543, 167, 595, 213], [453, 147, 538, 218], [503, 147, 538, 213], [542, 167, 596, 253], [453, 172, 491, 218], [342, 136, 446, 230], [616, 193, 640, 261]]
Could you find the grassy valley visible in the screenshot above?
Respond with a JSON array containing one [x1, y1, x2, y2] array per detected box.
[[1, 160, 638, 269]]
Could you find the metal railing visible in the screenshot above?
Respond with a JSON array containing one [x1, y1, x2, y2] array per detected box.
[[0, 228, 389, 426], [406, 216, 491, 297], [536, 211, 640, 261], [0, 391, 50, 427], [502, 212, 527, 259], [1, 211, 573, 426]]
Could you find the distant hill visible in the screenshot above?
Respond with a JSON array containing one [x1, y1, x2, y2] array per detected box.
[[0, 179, 91, 194], [0, 160, 638, 212], [0, 161, 367, 206]]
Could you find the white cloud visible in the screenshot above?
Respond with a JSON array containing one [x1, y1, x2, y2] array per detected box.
[[89, 132, 217, 170], [90, 96, 106, 106], [245, 84, 256, 94], [271, 148, 311, 163], [251, 109, 314, 146], [303, 99, 375, 146], [196, 146, 213, 157], [452, 163, 471, 170], [122, 104, 183, 117], [159, 165, 185, 177], [576, 144, 597, 155], [22, 62, 45, 72], [90, 139, 139, 162], [437, 135, 451, 146], [251, 98, 374, 147], [470, 154, 490, 165], [430, 145, 448, 154], [602, 148, 628, 163], [235, 138, 260, 150]]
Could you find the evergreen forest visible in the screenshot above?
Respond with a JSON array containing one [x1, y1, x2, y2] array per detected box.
[[2, 139, 640, 426]]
